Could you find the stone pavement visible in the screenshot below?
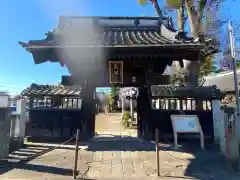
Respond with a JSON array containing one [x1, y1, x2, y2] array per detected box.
[[81, 113, 240, 180], [1, 113, 240, 180]]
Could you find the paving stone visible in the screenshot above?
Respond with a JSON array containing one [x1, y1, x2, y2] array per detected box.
[[121, 151, 131, 159], [79, 150, 94, 162], [111, 166, 123, 177], [122, 159, 135, 176], [130, 151, 139, 159], [103, 152, 114, 160], [86, 167, 101, 178], [90, 161, 102, 168], [132, 159, 147, 177], [111, 159, 122, 167], [102, 160, 111, 166], [112, 151, 121, 159], [100, 163, 111, 176], [2, 113, 240, 180], [94, 152, 103, 161]]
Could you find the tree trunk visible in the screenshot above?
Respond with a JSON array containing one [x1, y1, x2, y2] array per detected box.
[[174, 0, 202, 87], [153, 0, 207, 87], [177, 0, 185, 32], [152, 0, 164, 18], [177, 9, 184, 32], [185, 0, 198, 37]]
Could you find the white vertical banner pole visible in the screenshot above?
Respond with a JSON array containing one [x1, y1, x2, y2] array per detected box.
[[229, 21, 240, 114]]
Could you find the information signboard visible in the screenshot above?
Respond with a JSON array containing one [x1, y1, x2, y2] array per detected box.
[[171, 115, 204, 150], [172, 115, 199, 133]]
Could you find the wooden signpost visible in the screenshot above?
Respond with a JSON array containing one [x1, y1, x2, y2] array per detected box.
[[171, 115, 204, 150]]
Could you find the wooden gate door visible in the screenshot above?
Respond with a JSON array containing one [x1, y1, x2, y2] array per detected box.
[[151, 97, 214, 142], [27, 108, 83, 141], [137, 86, 220, 142]]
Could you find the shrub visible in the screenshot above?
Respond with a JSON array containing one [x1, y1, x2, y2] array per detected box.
[[122, 111, 131, 128]]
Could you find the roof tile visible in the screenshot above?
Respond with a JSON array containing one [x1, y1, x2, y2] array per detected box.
[[19, 16, 202, 49], [21, 84, 82, 97]]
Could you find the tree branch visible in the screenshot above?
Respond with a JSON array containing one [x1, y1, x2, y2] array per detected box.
[[185, 0, 198, 37], [177, 0, 185, 32], [151, 0, 164, 18], [196, 0, 207, 36]]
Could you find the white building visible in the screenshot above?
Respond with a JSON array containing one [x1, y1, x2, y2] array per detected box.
[[203, 70, 240, 91]]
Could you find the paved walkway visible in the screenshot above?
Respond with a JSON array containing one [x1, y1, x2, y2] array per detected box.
[[82, 113, 240, 180], [1, 113, 240, 180]]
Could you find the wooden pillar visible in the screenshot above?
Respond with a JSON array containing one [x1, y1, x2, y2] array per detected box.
[[138, 87, 152, 141], [81, 83, 96, 141]]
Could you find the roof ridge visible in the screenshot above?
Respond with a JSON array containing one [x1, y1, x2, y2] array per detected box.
[[57, 15, 166, 30], [59, 16, 165, 20]]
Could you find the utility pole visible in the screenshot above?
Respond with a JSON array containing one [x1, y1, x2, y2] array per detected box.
[[229, 20, 240, 114]]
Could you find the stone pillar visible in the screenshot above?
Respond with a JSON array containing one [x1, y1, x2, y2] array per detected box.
[[212, 99, 222, 144], [218, 110, 225, 152], [130, 93, 134, 122], [17, 99, 27, 143], [226, 114, 239, 170], [9, 99, 27, 151], [122, 94, 125, 120], [220, 107, 240, 170]]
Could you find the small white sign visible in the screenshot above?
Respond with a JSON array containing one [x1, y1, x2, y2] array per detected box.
[[0, 95, 9, 108], [172, 116, 199, 133], [171, 115, 204, 150]]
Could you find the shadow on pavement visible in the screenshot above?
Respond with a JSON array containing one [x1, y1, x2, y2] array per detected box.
[[88, 134, 155, 151], [87, 134, 240, 180], [1, 163, 73, 176], [163, 141, 240, 180], [0, 141, 86, 177]]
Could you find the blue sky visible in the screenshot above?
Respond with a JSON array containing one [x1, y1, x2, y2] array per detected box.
[[0, 0, 238, 95]]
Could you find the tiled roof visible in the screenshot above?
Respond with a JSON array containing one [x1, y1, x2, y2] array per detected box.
[[150, 85, 220, 99], [21, 84, 82, 97], [19, 16, 204, 49]]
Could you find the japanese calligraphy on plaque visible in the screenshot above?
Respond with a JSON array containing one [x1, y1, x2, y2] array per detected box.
[[109, 61, 123, 84]]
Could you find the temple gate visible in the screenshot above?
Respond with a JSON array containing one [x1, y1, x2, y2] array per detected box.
[[19, 16, 217, 141]]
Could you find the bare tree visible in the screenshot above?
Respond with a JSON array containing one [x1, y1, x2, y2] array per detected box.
[[140, 0, 235, 86]]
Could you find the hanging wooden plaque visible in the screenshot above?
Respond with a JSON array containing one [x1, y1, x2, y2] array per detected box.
[[109, 61, 123, 84]]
